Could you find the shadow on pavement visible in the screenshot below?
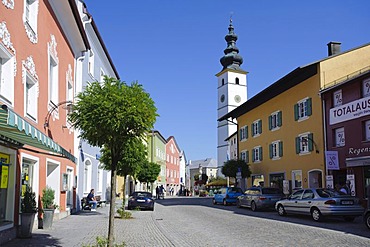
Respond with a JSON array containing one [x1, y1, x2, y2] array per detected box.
[[3, 233, 63, 247]]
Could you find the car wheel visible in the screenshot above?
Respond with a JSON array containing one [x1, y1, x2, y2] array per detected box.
[[365, 213, 370, 229], [277, 204, 286, 216], [150, 207, 154, 211], [251, 201, 257, 212], [311, 208, 322, 222], [344, 216, 355, 222], [223, 199, 227, 206], [236, 199, 241, 208]]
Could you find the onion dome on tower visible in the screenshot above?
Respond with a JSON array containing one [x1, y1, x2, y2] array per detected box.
[[220, 19, 245, 72]]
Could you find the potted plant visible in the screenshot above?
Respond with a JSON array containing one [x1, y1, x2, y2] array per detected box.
[[20, 186, 37, 238], [41, 186, 57, 229]]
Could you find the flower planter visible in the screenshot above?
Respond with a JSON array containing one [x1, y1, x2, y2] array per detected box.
[[19, 212, 36, 238], [42, 209, 55, 229]]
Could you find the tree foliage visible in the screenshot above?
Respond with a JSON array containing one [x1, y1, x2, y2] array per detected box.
[[136, 162, 161, 190], [68, 77, 157, 246], [221, 159, 251, 186]]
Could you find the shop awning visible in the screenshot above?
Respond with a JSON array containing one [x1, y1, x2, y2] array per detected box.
[[0, 105, 76, 163]]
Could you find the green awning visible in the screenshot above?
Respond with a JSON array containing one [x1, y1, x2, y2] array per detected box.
[[0, 105, 76, 163]]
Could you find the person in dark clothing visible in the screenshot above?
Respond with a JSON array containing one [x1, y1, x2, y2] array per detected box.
[[87, 189, 97, 211], [155, 186, 160, 199]]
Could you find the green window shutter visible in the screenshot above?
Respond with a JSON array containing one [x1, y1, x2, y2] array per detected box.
[[295, 137, 300, 154], [278, 111, 282, 127], [294, 104, 299, 121], [279, 141, 283, 157], [307, 98, 312, 116], [308, 133, 314, 151], [251, 124, 254, 137], [239, 129, 242, 141], [245, 126, 248, 139], [246, 150, 249, 163], [268, 115, 272, 130], [258, 120, 262, 134], [252, 149, 255, 162], [269, 144, 273, 159], [259, 147, 263, 161]]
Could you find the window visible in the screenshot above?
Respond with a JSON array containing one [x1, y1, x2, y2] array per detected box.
[[166, 169, 169, 177], [0, 44, 15, 105], [252, 175, 264, 187], [269, 141, 283, 159], [269, 111, 282, 130], [292, 170, 302, 189], [23, 0, 38, 43], [252, 146, 262, 162], [240, 150, 249, 163], [252, 120, 262, 137], [294, 98, 312, 121], [302, 190, 314, 200], [235, 77, 239, 85], [333, 90, 342, 107], [239, 125, 248, 141], [25, 74, 37, 120], [290, 190, 304, 200], [335, 127, 345, 147], [49, 55, 58, 106], [88, 50, 94, 76], [295, 133, 313, 154], [222, 78, 224, 85], [363, 78, 370, 98], [365, 120, 370, 141]]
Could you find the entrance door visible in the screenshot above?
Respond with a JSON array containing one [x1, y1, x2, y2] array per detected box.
[[308, 170, 322, 188]]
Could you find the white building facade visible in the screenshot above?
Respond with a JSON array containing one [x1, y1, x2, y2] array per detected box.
[[217, 20, 247, 176], [74, 0, 120, 210]]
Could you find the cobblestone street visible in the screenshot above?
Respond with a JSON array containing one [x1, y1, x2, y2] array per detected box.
[[4, 197, 370, 247]]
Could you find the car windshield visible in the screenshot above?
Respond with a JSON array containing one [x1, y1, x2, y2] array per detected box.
[[229, 187, 242, 193], [262, 188, 282, 194], [316, 189, 346, 198], [132, 192, 152, 198]]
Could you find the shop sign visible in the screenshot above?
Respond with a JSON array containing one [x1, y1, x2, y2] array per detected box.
[[0, 153, 10, 189], [325, 151, 339, 170], [326, 175, 333, 189], [329, 96, 370, 125], [348, 147, 370, 156]]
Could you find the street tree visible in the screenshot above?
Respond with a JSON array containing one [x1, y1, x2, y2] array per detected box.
[[221, 159, 251, 187], [136, 161, 161, 191], [100, 136, 147, 204], [69, 77, 157, 246]]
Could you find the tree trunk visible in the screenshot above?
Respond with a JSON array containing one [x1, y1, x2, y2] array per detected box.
[[108, 167, 117, 246], [122, 175, 126, 207]]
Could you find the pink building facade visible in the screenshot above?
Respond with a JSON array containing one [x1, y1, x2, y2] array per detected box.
[[0, 0, 88, 243], [165, 136, 181, 195]]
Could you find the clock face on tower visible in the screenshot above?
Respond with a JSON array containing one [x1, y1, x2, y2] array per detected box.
[[234, 95, 241, 103], [220, 94, 225, 103]]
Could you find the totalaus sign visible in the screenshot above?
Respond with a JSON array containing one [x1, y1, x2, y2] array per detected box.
[[330, 96, 370, 125]]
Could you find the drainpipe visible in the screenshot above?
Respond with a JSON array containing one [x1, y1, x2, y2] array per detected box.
[[322, 97, 329, 187]]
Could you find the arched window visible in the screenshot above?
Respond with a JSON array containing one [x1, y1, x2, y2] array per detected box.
[[235, 78, 239, 85], [222, 78, 225, 85]]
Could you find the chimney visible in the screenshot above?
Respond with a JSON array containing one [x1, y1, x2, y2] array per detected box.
[[327, 42, 341, 56]]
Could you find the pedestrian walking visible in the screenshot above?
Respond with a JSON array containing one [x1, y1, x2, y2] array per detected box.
[[155, 186, 160, 199]]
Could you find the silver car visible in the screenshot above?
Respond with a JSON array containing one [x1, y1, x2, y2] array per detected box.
[[275, 188, 364, 222], [237, 187, 284, 211]]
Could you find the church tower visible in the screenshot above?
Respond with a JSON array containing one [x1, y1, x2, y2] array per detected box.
[[216, 19, 247, 175]]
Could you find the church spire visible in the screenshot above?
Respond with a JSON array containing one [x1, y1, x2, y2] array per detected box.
[[220, 18, 244, 71]]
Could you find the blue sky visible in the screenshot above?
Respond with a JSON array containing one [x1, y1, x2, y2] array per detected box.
[[86, 0, 370, 162]]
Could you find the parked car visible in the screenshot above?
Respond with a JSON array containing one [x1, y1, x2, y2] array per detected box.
[[128, 191, 155, 211], [237, 187, 285, 211], [365, 208, 370, 229], [213, 187, 243, 205], [275, 188, 364, 222]]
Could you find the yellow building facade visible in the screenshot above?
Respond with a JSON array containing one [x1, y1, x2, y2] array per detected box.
[[220, 42, 370, 193]]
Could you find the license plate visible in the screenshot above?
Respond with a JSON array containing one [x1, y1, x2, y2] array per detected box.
[[341, 200, 353, 205], [137, 199, 145, 202]]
